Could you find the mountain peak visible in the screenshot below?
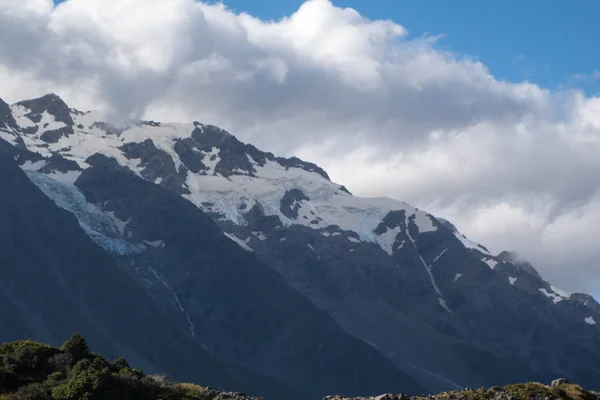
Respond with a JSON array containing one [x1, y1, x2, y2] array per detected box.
[[497, 251, 543, 280], [16, 93, 73, 125]]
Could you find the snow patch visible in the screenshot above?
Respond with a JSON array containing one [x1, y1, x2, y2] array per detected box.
[[453, 273, 462, 282], [253, 231, 267, 241], [509, 277, 517, 286], [412, 212, 437, 233], [47, 170, 82, 185], [224, 233, 253, 252], [375, 226, 401, 256], [143, 240, 165, 248], [347, 236, 361, 243], [539, 288, 566, 304], [585, 316, 596, 325], [432, 248, 448, 265], [201, 147, 221, 174], [21, 160, 46, 172], [551, 285, 572, 300], [482, 258, 498, 270], [455, 232, 491, 255]]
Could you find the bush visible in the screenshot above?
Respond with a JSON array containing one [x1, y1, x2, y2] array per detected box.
[[60, 334, 88, 363], [1, 340, 58, 376], [6, 383, 50, 400], [47, 353, 73, 374], [112, 357, 129, 372]]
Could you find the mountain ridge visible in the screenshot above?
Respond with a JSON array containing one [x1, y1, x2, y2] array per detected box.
[[1, 93, 599, 398]]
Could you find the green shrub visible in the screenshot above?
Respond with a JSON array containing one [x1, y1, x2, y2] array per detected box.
[[47, 372, 66, 382], [6, 383, 50, 400], [112, 357, 130, 372], [59, 334, 88, 363]]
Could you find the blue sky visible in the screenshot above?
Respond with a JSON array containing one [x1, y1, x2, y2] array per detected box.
[[54, 0, 600, 94]]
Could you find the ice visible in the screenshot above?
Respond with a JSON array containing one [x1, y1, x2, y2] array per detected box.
[[25, 172, 142, 256]]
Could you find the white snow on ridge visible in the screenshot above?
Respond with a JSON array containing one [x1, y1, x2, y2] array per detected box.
[[585, 316, 596, 325], [509, 277, 517, 286], [539, 288, 568, 304], [482, 258, 498, 270], [10, 105, 36, 128], [454, 232, 490, 255], [453, 273, 462, 282], [8, 107, 489, 261], [551, 285, 572, 300], [412, 211, 437, 233]]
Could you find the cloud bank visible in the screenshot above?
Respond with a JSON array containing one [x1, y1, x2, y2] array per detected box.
[[1, 0, 599, 293]]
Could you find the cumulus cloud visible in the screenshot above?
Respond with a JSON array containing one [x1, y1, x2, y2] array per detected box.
[[0, 0, 599, 293]]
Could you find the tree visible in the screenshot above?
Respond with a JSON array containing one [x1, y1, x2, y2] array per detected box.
[[60, 334, 89, 363]]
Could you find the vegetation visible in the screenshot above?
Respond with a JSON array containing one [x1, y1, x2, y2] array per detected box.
[[0, 334, 215, 400], [2, 335, 598, 400]]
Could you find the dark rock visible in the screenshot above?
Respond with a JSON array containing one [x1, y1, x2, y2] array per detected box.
[[40, 126, 73, 143], [0, 97, 18, 131], [37, 154, 81, 174], [16, 94, 75, 141], [174, 138, 206, 173], [91, 121, 124, 136], [120, 139, 189, 194], [280, 189, 310, 219]]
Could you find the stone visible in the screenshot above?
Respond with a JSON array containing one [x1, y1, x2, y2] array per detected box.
[[552, 378, 569, 387]]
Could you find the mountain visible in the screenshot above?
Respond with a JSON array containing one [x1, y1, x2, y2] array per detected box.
[[1, 93, 599, 398]]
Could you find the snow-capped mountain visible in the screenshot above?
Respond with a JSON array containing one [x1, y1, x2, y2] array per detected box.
[[1, 93, 599, 399]]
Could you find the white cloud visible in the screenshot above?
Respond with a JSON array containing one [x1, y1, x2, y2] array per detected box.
[[1, 0, 599, 293]]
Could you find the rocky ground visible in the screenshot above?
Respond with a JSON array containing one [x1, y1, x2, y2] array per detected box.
[[323, 379, 600, 400]]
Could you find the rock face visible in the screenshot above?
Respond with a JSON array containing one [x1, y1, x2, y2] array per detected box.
[[1, 93, 600, 399]]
